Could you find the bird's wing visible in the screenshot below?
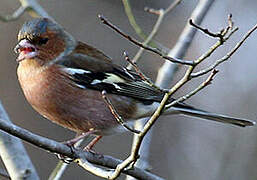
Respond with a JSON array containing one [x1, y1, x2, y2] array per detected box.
[[56, 50, 167, 104]]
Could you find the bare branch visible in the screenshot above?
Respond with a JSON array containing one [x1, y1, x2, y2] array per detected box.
[[189, 19, 224, 41], [0, 102, 39, 180], [122, 0, 148, 41], [128, 9, 165, 66], [191, 22, 257, 77], [98, 15, 194, 66], [0, 117, 164, 180], [192, 28, 238, 66], [109, 92, 171, 179], [145, 0, 182, 15], [127, 0, 182, 69], [166, 69, 219, 109], [144, 7, 162, 16], [227, 14, 234, 30], [156, 0, 216, 87], [129, 0, 182, 67], [163, 0, 182, 14], [121, 0, 169, 52]]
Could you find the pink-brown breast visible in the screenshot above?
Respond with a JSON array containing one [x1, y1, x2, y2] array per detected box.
[[17, 59, 137, 134]]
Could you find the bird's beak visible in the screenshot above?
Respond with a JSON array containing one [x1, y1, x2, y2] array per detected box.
[[14, 39, 37, 62], [14, 43, 21, 54]]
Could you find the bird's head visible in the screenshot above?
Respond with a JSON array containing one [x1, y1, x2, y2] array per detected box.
[[14, 18, 76, 65]]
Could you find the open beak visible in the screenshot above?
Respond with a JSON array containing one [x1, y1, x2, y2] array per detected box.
[[14, 39, 38, 62]]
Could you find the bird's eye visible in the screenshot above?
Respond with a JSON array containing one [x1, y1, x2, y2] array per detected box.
[[37, 37, 49, 45], [29, 36, 49, 46]]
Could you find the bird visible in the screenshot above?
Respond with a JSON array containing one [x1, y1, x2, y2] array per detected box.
[[14, 18, 254, 148]]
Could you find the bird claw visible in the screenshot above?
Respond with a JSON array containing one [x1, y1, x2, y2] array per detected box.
[[55, 141, 77, 164], [56, 153, 74, 164], [56, 134, 103, 162]]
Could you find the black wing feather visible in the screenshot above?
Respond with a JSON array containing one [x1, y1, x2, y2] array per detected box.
[[57, 53, 169, 104]]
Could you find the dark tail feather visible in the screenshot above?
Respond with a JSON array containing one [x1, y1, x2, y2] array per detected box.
[[171, 106, 255, 127]]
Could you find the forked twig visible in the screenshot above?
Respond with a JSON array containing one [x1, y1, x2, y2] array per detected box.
[[191, 22, 257, 77], [166, 69, 219, 109]]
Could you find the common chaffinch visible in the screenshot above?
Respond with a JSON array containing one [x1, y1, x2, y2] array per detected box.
[[14, 18, 254, 143]]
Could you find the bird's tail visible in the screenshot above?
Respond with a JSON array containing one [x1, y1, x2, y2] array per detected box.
[[167, 106, 255, 127]]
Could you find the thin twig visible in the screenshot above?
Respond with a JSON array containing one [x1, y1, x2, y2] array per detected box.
[[102, 90, 141, 134], [189, 19, 224, 41], [145, 0, 182, 15], [166, 69, 219, 109], [98, 14, 194, 66], [122, 0, 148, 41], [124, 52, 164, 92], [228, 14, 234, 30], [122, 0, 169, 51], [109, 93, 171, 179], [128, 9, 165, 66], [128, 0, 182, 68], [191, 22, 257, 77], [144, 7, 161, 16], [192, 27, 239, 67], [164, 0, 182, 14], [156, 0, 215, 87], [124, 52, 149, 82], [191, 15, 239, 66]]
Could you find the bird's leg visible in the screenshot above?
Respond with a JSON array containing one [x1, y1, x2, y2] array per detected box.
[[57, 130, 98, 163], [64, 130, 97, 147], [84, 135, 102, 152]]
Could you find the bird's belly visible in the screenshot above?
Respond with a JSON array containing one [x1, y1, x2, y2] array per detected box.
[[18, 65, 138, 134]]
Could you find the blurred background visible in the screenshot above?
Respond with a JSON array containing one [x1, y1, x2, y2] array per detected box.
[[0, 0, 257, 179]]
